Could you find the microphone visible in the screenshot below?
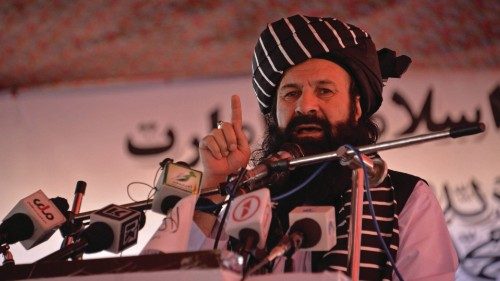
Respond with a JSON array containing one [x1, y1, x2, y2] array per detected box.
[[89, 204, 141, 253], [151, 160, 203, 214], [61, 181, 87, 249], [225, 189, 272, 261], [287, 206, 336, 251], [248, 205, 335, 275], [38, 203, 141, 262], [241, 143, 304, 191], [0, 190, 67, 249], [37, 221, 113, 262]]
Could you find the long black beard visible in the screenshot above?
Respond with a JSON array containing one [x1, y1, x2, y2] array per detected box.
[[261, 114, 371, 232]]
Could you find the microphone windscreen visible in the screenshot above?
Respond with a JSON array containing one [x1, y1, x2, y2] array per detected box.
[[81, 222, 114, 253], [138, 212, 147, 230], [75, 181, 87, 194], [0, 213, 35, 244], [161, 196, 181, 214], [90, 204, 141, 253], [195, 197, 220, 215], [289, 218, 322, 248], [243, 143, 304, 190], [288, 206, 336, 251], [50, 197, 70, 213]]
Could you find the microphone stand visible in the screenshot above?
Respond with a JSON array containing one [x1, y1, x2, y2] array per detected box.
[[38, 239, 89, 263], [61, 181, 86, 260], [338, 148, 387, 281], [74, 188, 226, 224], [349, 167, 364, 281], [1, 244, 14, 267]]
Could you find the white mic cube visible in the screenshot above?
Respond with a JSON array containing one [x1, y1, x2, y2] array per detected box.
[[90, 204, 141, 253], [152, 162, 202, 214], [226, 188, 272, 249], [5, 190, 66, 249], [289, 206, 336, 251]]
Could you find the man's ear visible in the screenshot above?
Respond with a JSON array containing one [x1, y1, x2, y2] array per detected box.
[[355, 96, 362, 122]]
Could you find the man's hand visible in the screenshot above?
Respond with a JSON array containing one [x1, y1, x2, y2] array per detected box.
[[199, 95, 251, 190]]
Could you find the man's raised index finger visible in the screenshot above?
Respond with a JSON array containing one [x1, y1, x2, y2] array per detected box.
[[231, 95, 243, 130]]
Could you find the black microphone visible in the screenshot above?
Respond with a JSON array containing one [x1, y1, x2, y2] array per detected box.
[[0, 214, 34, 245], [37, 204, 141, 262], [0, 191, 68, 249], [287, 206, 336, 251], [37, 221, 115, 262], [89, 204, 141, 253], [244, 206, 335, 277], [60, 182, 86, 241], [266, 218, 322, 261], [241, 143, 304, 191]]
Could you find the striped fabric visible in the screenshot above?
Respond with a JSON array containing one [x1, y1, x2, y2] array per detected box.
[[321, 172, 405, 280], [252, 14, 384, 118]]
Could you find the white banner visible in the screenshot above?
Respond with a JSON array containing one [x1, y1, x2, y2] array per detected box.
[[0, 69, 498, 279]]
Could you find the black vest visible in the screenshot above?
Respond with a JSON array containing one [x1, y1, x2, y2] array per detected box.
[[319, 170, 423, 280]]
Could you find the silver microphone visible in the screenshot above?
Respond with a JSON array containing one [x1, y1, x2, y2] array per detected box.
[[242, 143, 304, 191]]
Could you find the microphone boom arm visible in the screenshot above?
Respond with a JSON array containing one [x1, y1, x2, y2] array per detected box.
[[275, 123, 485, 170]]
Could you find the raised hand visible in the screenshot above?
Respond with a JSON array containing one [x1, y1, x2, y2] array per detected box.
[[199, 95, 251, 189]]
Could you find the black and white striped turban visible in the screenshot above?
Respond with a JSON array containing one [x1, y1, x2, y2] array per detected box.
[[252, 14, 411, 118]]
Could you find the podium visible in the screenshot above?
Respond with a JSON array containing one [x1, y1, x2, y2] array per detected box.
[[0, 250, 240, 281], [0, 251, 349, 281]]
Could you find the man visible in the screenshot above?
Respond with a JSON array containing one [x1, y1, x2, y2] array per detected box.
[[198, 15, 458, 280]]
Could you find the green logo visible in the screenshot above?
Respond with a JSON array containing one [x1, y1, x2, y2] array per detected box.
[[175, 171, 196, 182]]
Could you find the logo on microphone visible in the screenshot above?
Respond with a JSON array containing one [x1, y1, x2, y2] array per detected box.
[[98, 205, 137, 220], [232, 195, 260, 222], [32, 198, 55, 221], [119, 217, 140, 250], [165, 163, 202, 194]]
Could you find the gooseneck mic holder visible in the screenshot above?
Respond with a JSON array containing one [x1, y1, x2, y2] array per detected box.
[[270, 123, 485, 171]]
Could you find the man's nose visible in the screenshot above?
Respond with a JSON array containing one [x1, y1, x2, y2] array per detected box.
[[295, 91, 319, 116]]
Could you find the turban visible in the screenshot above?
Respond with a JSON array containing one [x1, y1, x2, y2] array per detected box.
[[252, 14, 411, 118]]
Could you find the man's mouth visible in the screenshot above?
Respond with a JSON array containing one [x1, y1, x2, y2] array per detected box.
[[293, 124, 324, 138]]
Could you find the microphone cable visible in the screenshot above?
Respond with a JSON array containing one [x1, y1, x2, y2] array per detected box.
[[344, 144, 404, 281], [271, 162, 330, 201], [212, 168, 247, 250]]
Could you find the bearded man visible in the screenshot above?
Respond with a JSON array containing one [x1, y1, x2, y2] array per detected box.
[[198, 15, 458, 280]]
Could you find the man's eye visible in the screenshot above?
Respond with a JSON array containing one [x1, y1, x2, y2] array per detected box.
[[318, 88, 336, 97], [283, 91, 300, 100]]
